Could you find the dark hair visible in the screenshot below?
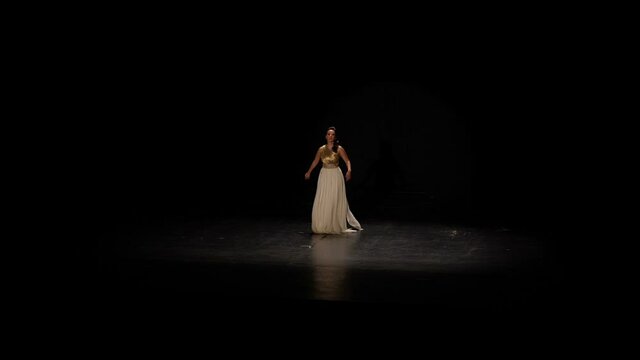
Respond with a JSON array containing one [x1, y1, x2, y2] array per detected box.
[[328, 126, 339, 153]]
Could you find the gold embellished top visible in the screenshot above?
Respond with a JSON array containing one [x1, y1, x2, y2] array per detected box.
[[320, 145, 340, 168]]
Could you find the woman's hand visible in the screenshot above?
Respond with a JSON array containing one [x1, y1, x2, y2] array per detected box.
[[345, 170, 352, 182], [304, 172, 311, 180]]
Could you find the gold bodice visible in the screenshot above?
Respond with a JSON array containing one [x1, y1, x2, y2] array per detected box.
[[320, 145, 340, 167]]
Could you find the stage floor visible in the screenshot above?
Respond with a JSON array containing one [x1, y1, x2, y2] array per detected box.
[[88, 215, 563, 314]]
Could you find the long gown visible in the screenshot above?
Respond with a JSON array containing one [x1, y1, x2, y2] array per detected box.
[[311, 145, 363, 234]]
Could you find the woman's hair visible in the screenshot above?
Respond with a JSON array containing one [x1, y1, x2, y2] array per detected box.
[[328, 126, 339, 152]]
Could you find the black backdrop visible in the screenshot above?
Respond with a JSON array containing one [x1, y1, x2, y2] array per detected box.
[[75, 75, 562, 235], [62, 27, 566, 239]]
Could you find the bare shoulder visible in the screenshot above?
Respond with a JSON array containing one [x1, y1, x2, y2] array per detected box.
[[338, 145, 347, 153]]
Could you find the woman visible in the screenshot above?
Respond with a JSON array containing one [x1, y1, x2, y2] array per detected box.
[[304, 127, 363, 234]]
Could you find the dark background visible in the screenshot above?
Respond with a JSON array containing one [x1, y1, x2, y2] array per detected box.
[[76, 71, 563, 235], [56, 20, 569, 245], [40, 15, 586, 347]]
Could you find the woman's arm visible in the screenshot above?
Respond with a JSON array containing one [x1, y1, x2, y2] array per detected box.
[[338, 146, 352, 181], [304, 147, 322, 180]]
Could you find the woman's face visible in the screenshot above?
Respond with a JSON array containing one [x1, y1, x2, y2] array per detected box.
[[326, 130, 336, 142]]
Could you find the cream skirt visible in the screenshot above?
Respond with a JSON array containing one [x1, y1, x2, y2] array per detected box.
[[311, 166, 363, 234]]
